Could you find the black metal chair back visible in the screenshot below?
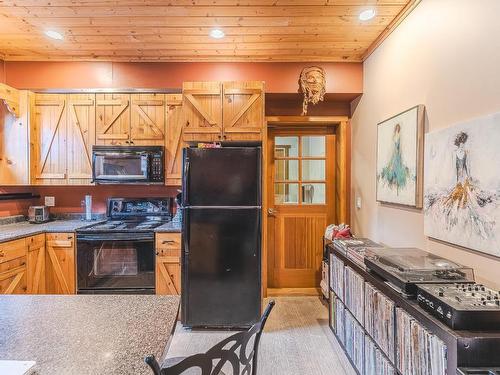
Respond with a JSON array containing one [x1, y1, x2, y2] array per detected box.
[[145, 300, 275, 375]]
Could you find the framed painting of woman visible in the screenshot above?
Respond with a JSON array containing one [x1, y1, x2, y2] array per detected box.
[[376, 105, 425, 208], [424, 112, 500, 257]]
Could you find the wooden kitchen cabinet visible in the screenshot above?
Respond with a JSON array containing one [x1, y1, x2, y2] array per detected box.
[[182, 81, 223, 142], [222, 81, 265, 141], [45, 233, 76, 294], [182, 81, 265, 142], [0, 238, 27, 294], [165, 94, 185, 186], [96, 93, 131, 145], [31, 93, 68, 185], [67, 94, 95, 185], [31, 93, 95, 185], [155, 232, 181, 295], [26, 234, 46, 294], [130, 93, 165, 146]]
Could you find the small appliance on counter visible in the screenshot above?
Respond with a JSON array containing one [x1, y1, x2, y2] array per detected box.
[[364, 247, 475, 296], [28, 205, 50, 224]]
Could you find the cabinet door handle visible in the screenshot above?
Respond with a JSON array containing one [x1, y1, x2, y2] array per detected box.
[[162, 240, 176, 244], [0, 250, 4, 257]]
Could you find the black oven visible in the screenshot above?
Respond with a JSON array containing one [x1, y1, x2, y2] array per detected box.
[[77, 232, 155, 294], [92, 145, 164, 184]]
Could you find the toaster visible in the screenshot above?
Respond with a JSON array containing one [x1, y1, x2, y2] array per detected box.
[[28, 206, 50, 224]]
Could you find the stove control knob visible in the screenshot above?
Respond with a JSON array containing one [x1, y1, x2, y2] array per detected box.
[[446, 311, 452, 319], [437, 306, 444, 315]]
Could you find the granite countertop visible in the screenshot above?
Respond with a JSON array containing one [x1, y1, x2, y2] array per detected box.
[[0, 295, 180, 375], [0, 218, 106, 243], [154, 221, 182, 233]]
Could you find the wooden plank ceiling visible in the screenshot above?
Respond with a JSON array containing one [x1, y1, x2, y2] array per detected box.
[[0, 0, 416, 62]]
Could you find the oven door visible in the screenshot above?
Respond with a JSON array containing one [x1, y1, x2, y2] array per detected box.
[[77, 233, 155, 294], [92, 151, 149, 183]]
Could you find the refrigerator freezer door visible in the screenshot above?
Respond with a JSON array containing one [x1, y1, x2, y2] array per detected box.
[[182, 147, 261, 207], [182, 207, 261, 328]]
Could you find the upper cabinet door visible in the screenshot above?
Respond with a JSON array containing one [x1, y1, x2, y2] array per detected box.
[[67, 93, 95, 185], [130, 93, 165, 146], [222, 81, 264, 141], [165, 94, 185, 186], [96, 93, 130, 145], [182, 81, 222, 142], [31, 93, 67, 185]]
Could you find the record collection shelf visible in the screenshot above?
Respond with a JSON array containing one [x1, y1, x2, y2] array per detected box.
[[326, 242, 500, 375]]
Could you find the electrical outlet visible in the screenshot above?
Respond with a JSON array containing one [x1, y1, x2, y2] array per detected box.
[[45, 196, 55, 207]]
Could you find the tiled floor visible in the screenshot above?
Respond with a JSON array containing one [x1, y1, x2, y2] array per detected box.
[[166, 296, 356, 375]]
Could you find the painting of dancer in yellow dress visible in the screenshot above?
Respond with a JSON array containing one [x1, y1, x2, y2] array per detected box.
[[424, 112, 500, 257], [376, 105, 425, 207]]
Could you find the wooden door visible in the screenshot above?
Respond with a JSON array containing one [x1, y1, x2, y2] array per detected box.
[[182, 81, 222, 142], [155, 233, 181, 295], [26, 234, 46, 294], [267, 128, 335, 290], [96, 93, 130, 145], [165, 94, 185, 186], [67, 94, 95, 185], [45, 233, 75, 294], [222, 81, 264, 141], [31, 93, 67, 185], [130, 93, 165, 145]]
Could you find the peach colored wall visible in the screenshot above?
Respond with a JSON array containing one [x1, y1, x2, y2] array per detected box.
[[0, 185, 178, 217], [351, 0, 500, 289], [4, 61, 362, 94]]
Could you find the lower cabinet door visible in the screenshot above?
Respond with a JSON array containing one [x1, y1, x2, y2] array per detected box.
[[0, 257, 27, 294], [156, 255, 181, 295], [45, 233, 76, 294], [27, 235, 46, 294]]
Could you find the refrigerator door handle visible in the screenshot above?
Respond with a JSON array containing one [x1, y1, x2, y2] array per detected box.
[[182, 159, 190, 206]]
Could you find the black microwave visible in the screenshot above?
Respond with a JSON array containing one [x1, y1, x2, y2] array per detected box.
[[92, 145, 164, 184]]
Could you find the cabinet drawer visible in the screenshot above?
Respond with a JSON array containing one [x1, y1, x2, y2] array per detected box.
[[0, 257, 27, 294], [46, 233, 74, 247], [0, 238, 27, 264], [27, 234, 45, 251], [156, 233, 181, 250]]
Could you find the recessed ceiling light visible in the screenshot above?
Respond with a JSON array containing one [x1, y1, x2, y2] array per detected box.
[[45, 30, 64, 40], [359, 9, 376, 21], [209, 28, 225, 39]]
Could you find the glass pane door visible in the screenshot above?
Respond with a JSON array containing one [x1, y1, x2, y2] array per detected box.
[[274, 135, 327, 205], [94, 154, 148, 180]]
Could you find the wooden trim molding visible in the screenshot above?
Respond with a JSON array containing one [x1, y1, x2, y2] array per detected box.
[[0, 82, 20, 117], [266, 115, 349, 125], [362, 0, 422, 61]]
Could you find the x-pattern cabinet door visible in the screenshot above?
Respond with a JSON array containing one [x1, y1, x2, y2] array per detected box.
[[182, 81, 223, 142], [130, 93, 166, 146], [67, 94, 95, 184], [222, 81, 264, 141], [165, 94, 185, 186], [96, 93, 131, 145], [31, 94, 67, 185], [156, 255, 181, 295], [27, 234, 46, 294], [45, 233, 75, 295]]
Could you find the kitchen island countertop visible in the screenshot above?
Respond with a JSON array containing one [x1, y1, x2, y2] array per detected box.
[[0, 295, 179, 374]]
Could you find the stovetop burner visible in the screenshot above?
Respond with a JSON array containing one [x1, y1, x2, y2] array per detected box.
[[77, 198, 172, 234], [81, 219, 167, 232]]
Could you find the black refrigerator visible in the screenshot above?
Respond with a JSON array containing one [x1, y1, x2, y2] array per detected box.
[[181, 146, 262, 328]]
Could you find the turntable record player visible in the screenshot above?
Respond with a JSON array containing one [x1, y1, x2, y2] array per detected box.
[[364, 248, 474, 296]]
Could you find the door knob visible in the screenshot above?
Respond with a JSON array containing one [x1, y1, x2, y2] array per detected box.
[[267, 208, 277, 217]]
